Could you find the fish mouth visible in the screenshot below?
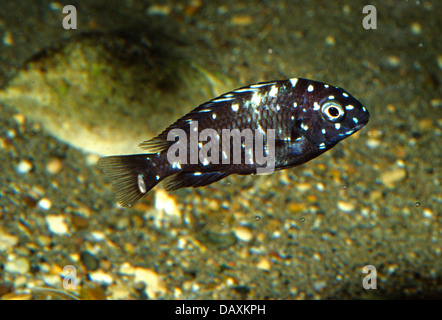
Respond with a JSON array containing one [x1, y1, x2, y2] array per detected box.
[[355, 108, 370, 131]]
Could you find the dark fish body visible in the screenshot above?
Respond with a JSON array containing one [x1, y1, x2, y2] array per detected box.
[[98, 78, 369, 206]]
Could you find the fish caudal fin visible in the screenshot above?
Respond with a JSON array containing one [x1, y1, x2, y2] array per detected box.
[[97, 154, 159, 207]]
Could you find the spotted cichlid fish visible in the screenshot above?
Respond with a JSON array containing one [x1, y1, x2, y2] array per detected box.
[[98, 78, 369, 206]]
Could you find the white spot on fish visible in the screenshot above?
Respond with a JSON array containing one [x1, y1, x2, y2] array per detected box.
[[212, 113, 217, 119], [307, 84, 314, 92], [138, 174, 147, 193], [289, 78, 298, 87], [251, 92, 261, 106], [276, 105, 281, 111], [318, 142, 326, 149], [231, 103, 239, 112], [301, 123, 309, 131], [362, 106, 367, 112], [335, 123, 341, 130], [234, 88, 257, 93], [250, 82, 275, 88], [328, 95, 335, 100], [345, 129, 355, 135], [155, 175, 160, 180], [322, 128, 327, 134], [293, 102, 298, 108], [313, 102, 320, 111], [291, 116, 295, 121], [352, 117, 359, 124], [342, 92, 349, 97], [345, 105, 354, 110], [269, 85, 279, 97], [172, 162, 182, 169], [324, 84, 329, 88], [194, 172, 202, 176], [212, 97, 234, 103]]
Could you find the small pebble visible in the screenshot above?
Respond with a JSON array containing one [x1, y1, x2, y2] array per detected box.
[[90, 231, 106, 241], [365, 138, 381, 149], [313, 280, 327, 291], [316, 182, 325, 192], [380, 167, 406, 188], [155, 189, 181, 219], [86, 154, 100, 166], [0, 232, 19, 251], [296, 183, 311, 193], [232, 227, 253, 243], [146, 4, 171, 16], [4, 256, 30, 275], [423, 209, 433, 219], [45, 215, 69, 235], [12, 113, 26, 126], [410, 22, 422, 35], [81, 251, 100, 271], [342, 4, 351, 15], [89, 270, 113, 285], [46, 158, 63, 174], [49, 2, 63, 11], [387, 55, 400, 68], [256, 258, 271, 271], [337, 201, 355, 213], [16, 160, 33, 174], [231, 15, 253, 26], [325, 35, 336, 46], [3, 31, 13, 46], [38, 198, 52, 210], [134, 267, 167, 298]]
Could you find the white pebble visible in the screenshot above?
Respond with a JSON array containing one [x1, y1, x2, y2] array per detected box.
[[16, 160, 33, 174], [38, 198, 52, 210], [45, 215, 69, 235], [423, 209, 433, 219], [155, 189, 181, 219], [337, 201, 355, 213], [233, 227, 253, 242], [365, 138, 381, 149], [134, 267, 167, 298], [0, 231, 19, 251], [89, 270, 113, 285], [4, 256, 30, 274]]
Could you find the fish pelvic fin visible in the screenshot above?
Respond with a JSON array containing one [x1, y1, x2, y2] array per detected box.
[[97, 154, 159, 207]]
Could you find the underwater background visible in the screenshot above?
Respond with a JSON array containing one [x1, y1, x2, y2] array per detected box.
[[0, 0, 440, 299]]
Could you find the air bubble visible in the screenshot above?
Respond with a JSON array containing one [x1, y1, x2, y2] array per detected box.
[[415, 201, 420, 207]]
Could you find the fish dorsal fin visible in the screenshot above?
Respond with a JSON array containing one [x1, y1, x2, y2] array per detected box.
[[162, 171, 230, 191], [138, 82, 277, 153], [138, 97, 236, 153]]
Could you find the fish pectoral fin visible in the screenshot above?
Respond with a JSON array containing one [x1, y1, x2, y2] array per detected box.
[[162, 172, 230, 191]]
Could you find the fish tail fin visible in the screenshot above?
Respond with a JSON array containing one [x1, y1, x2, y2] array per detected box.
[[97, 154, 159, 207]]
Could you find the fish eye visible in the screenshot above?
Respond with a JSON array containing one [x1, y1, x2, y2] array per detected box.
[[321, 101, 345, 123]]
